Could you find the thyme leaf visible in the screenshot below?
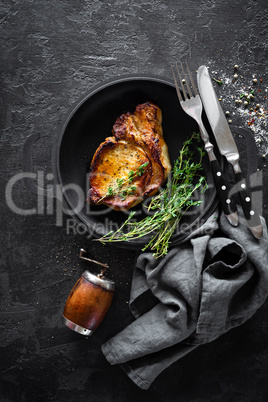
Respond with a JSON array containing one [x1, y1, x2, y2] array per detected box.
[[212, 77, 223, 86]]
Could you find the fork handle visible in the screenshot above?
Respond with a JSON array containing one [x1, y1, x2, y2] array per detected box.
[[210, 159, 238, 226]]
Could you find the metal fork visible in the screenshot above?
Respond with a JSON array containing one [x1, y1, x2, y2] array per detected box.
[[172, 62, 238, 226]]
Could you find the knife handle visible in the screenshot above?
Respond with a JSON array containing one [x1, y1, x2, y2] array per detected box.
[[210, 159, 237, 219], [235, 171, 263, 237]]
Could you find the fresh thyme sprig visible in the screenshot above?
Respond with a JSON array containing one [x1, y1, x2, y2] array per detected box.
[[96, 133, 207, 258], [97, 162, 149, 203]]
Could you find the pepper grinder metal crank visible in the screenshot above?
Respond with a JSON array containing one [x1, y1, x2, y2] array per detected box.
[[63, 249, 115, 336]]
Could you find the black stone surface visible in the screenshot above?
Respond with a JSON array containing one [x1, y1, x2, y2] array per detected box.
[[1, 1, 268, 401]]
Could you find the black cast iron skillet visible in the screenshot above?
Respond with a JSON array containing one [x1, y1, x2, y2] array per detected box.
[[23, 74, 258, 250]]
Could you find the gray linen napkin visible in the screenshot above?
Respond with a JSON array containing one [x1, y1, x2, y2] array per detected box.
[[102, 208, 268, 390]]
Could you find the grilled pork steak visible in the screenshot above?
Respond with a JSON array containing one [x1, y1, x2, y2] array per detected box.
[[88, 102, 171, 210]]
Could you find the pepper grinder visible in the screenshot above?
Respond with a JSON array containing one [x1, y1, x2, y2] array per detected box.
[[63, 249, 115, 336]]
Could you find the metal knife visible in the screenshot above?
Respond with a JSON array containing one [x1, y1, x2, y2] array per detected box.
[[197, 65, 263, 239]]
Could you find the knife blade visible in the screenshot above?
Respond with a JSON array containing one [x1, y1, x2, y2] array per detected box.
[[197, 65, 263, 239]]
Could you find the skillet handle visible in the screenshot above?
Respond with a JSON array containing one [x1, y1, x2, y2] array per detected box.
[[22, 133, 54, 197]]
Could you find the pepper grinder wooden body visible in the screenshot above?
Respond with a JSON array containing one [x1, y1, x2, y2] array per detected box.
[[63, 270, 115, 336]]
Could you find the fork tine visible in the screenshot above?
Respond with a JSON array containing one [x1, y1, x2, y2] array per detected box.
[[171, 66, 182, 102], [175, 62, 187, 100], [185, 60, 198, 96], [180, 62, 193, 98]]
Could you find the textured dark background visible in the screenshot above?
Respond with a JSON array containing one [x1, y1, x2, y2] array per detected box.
[[1, 0, 268, 401]]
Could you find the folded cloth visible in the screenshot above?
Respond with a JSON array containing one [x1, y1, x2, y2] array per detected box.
[[101, 208, 268, 390]]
